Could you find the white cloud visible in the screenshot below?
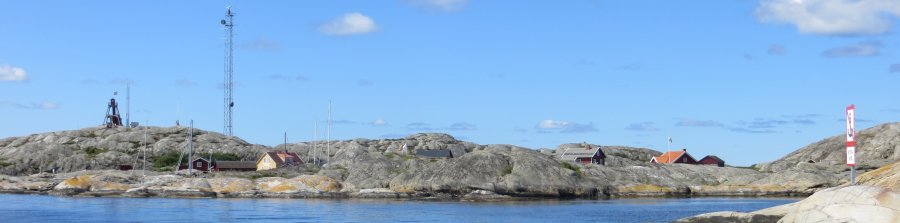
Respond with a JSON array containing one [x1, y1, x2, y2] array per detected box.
[[0, 64, 27, 82], [318, 13, 378, 36], [755, 0, 900, 36], [535, 119, 597, 133], [408, 0, 468, 12], [371, 119, 387, 126], [537, 119, 570, 129], [5, 101, 59, 110]]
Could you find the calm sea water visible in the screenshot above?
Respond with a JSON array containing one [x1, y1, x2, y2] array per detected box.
[[0, 194, 797, 223]]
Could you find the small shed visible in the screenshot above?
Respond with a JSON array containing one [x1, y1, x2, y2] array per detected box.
[[213, 161, 257, 171], [698, 155, 725, 167], [416, 149, 453, 160], [178, 158, 211, 172], [650, 149, 698, 164], [559, 144, 606, 165]]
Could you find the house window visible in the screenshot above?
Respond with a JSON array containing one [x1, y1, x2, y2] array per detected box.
[[196, 161, 202, 166], [683, 157, 687, 163], [264, 158, 269, 164]]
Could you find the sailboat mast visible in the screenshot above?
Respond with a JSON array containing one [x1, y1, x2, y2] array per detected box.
[[327, 101, 332, 164], [188, 120, 194, 175], [142, 120, 147, 178], [313, 119, 318, 166]]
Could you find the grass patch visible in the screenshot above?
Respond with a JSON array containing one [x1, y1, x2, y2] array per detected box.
[[83, 146, 107, 158], [384, 153, 395, 159], [502, 165, 513, 176], [560, 162, 582, 176]]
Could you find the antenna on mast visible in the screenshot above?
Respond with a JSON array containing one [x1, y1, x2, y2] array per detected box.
[[221, 6, 235, 137]]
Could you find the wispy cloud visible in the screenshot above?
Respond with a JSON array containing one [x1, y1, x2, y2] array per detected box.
[[175, 79, 197, 87], [727, 127, 777, 134], [2, 101, 59, 110], [822, 41, 881, 58], [296, 75, 310, 81], [406, 122, 434, 131], [755, 0, 900, 36], [447, 122, 477, 131], [768, 44, 786, 55], [675, 119, 724, 127], [407, 0, 468, 12], [318, 13, 378, 36], [676, 115, 820, 134], [513, 127, 529, 133], [616, 63, 645, 71], [332, 119, 357, 125], [380, 133, 406, 139], [782, 114, 821, 125], [357, 79, 374, 86], [240, 38, 280, 51], [0, 64, 27, 82], [264, 75, 291, 80], [890, 64, 900, 73], [625, 122, 660, 132], [535, 119, 598, 133], [838, 118, 875, 123], [109, 78, 137, 86]]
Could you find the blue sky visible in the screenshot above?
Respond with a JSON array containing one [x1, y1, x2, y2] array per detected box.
[[1, 0, 899, 166]]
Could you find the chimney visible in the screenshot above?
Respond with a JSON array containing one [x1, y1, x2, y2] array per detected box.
[[682, 148, 686, 152]]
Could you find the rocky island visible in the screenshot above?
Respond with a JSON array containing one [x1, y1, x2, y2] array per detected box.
[[0, 123, 899, 207]]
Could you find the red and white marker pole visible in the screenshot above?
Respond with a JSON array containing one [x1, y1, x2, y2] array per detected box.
[[846, 104, 857, 185]]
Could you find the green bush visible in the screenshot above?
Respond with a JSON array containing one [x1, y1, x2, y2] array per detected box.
[[83, 146, 107, 158], [153, 151, 185, 170], [196, 152, 241, 161], [502, 165, 513, 176], [560, 162, 582, 176]]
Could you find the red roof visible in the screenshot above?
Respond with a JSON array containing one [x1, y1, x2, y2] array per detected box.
[[652, 150, 686, 164], [261, 151, 304, 166]]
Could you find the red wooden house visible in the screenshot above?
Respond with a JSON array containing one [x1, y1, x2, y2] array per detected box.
[[559, 144, 606, 165], [698, 155, 725, 167], [179, 158, 211, 172], [650, 149, 697, 164]]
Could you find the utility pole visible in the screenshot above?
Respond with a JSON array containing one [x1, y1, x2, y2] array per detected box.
[[221, 6, 235, 137]]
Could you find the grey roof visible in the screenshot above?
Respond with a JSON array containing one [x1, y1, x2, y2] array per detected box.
[[559, 146, 604, 161], [214, 161, 256, 169], [700, 155, 725, 163], [416, 149, 453, 158]]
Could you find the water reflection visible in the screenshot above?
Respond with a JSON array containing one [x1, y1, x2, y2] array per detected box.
[[0, 195, 798, 223]]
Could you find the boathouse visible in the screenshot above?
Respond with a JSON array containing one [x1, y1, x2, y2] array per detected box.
[[559, 144, 606, 165], [650, 149, 698, 164], [698, 155, 725, 167], [256, 151, 303, 171], [213, 161, 257, 171]]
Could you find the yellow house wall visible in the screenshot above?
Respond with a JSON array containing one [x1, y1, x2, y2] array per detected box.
[[256, 155, 278, 171]]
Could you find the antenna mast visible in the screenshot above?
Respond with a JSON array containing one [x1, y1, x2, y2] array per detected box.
[[221, 6, 235, 136], [126, 81, 130, 128]]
